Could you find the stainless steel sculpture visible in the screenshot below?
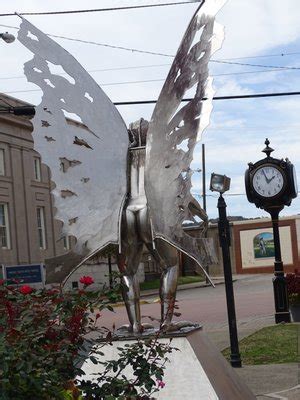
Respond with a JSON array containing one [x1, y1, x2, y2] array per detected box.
[[17, 0, 226, 333]]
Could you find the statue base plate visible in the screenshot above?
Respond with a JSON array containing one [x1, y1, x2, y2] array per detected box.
[[114, 321, 202, 339], [79, 328, 255, 399]]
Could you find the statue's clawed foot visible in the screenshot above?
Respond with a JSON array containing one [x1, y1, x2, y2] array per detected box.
[[160, 320, 201, 334], [116, 322, 155, 337]]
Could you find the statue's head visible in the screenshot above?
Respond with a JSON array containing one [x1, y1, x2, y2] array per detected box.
[[128, 118, 149, 147]]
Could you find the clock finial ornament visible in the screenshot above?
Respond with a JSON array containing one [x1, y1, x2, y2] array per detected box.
[[262, 138, 274, 158]]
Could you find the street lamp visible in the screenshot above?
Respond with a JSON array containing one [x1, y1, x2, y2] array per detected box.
[[210, 173, 242, 368], [210, 173, 231, 194], [0, 32, 15, 44]]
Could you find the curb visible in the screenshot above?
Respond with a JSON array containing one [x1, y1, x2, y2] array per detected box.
[[108, 279, 228, 308], [140, 279, 226, 298]]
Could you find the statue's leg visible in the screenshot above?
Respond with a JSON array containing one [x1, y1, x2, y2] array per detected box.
[[118, 208, 144, 334], [155, 240, 179, 328], [146, 240, 198, 332], [138, 208, 179, 329]]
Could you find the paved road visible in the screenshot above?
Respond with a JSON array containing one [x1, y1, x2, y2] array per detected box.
[[100, 274, 276, 334]]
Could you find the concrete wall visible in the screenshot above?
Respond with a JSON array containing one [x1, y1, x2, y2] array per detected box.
[[182, 216, 300, 277]]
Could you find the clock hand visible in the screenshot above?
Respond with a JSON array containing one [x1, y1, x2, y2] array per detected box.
[[262, 170, 269, 183], [269, 175, 276, 183]]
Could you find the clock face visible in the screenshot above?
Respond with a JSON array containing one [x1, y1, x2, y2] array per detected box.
[[252, 165, 284, 198]]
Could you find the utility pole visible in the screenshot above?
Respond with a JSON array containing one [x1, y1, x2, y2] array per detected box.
[[202, 143, 206, 212], [202, 143, 210, 283]]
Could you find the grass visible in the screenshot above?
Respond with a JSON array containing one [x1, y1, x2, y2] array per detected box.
[[140, 275, 205, 291], [222, 324, 300, 365]]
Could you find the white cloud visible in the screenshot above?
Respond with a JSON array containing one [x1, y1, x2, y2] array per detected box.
[[214, 77, 254, 96], [218, 0, 300, 58]]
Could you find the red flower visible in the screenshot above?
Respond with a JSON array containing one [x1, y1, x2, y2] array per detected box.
[[0, 279, 5, 285], [95, 313, 101, 319], [19, 285, 33, 295], [79, 276, 94, 286], [45, 328, 59, 340], [157, 379, 166, 388], [46, 288, 59, 295]]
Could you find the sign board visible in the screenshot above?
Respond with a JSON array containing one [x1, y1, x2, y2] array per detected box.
[[4, 264, 44, 284]]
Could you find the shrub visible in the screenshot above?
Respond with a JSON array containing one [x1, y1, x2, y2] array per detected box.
[[0, 277, 171, 399], [286, 270, 300, 305]]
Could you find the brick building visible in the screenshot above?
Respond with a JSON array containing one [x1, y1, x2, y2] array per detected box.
[[0, 94, 146, 288]]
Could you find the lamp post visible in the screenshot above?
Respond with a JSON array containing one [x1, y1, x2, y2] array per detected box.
[[210, 173, 242, 368]]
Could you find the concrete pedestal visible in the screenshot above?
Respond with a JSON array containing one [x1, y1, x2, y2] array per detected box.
[[80, 328, 255, 399]]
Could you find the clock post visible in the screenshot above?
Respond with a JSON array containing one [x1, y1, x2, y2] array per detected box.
[[268, 206, 290, 323], [245, 139, 298, 324]]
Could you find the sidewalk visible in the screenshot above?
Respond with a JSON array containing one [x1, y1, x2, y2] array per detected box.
[[139, 273, 254, 298], [141, 275, 300, 399], [205, 314, 300, 399]]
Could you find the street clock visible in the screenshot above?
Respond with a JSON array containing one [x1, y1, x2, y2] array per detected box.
[[245, 138, 298, 324], [245, 139, 297, 211]]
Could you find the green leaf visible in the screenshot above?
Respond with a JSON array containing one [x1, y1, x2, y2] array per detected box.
[[89, 356, 98, 365]]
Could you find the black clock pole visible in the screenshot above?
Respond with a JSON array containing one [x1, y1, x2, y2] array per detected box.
[[268, 207, 291, 323]]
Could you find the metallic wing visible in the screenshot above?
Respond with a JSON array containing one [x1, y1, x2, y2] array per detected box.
[[18, 18, 129, 282], [145, 0, 226, 269]]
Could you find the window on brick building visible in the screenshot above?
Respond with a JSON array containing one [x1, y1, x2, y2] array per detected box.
[[0, 203, 10, 248], [34, 157, 41, 181], [37, 206, 46, 249], [0, 149, 5, 176]]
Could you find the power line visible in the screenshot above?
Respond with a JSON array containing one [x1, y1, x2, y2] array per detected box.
[[214, 67, 296, 76], [1, 22, 300, 69], [0, 1, 201, 17], [3, 78, 166, 92], [113, 91, 300, 105], [41, 33, 175, 58], [25, 32, 300, 69], [3, 89, 300, 103], [0, 64, 172, 80], [217, 51, 300, 61], [211, 59, 300, 71], [0, 65, 297, 82]]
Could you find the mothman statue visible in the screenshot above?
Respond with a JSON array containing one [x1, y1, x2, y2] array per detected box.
[[17, 0, 226, 333]]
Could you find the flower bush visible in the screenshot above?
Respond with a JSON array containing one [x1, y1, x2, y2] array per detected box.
[[286, 270, 300, 305], [0, 276, 172, 399]]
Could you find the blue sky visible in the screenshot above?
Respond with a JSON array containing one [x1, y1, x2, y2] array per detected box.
[[1, 0, 300, 219]]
